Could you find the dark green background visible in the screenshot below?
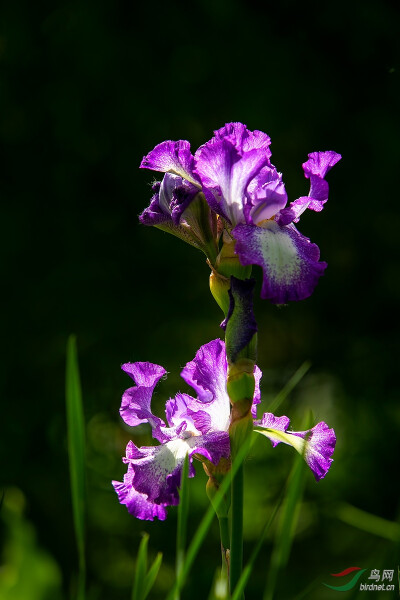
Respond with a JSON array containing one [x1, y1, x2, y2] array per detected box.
[[1, 0, 399, 598]]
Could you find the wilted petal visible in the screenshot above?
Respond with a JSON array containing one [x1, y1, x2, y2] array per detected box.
[[254, 413, 336, 481], [251, 365, 262, 418], [233, 221, 327, 303], [140, 140, 199, 186]]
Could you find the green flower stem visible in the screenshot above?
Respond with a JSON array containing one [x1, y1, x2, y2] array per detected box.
[[230, 457, 244, 599], [218, 515, 230, 580], [209, 246, 257, 599]]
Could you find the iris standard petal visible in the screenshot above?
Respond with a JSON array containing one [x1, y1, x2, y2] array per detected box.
[[180, 338, 231, 432], [194, 137, 270, 225], [233, 221, 327, 303], [165, 392, 211, 436], [120, 362, 166, 429], [213, 122, 272, 155], [246, 166, 288, 224]]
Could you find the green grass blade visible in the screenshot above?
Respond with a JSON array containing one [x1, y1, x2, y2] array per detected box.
[[333, 502, 400, 542], [268, 361, 311, 414], [65, 335, 86, 600], [166, 441, 251, 600], [231, 484, 284, 600], [132, 534, 149, 600], [175, 454, 190, 600], [143, 552, 163, 599], [263, 413, 312, 600]]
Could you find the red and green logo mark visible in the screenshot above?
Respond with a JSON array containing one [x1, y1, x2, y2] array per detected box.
[[323, 567, 368, 591]]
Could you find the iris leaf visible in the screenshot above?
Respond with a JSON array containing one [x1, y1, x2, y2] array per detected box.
[[132, 534, 148, 600], [166, 442, 251, 600], [132, 533, 163, 600], [268, 361, 311, 414], [65, 335, 86, 600], [143, 552, 163, 599], [231, 483, 284, 600], [263, 413, 312, 600]]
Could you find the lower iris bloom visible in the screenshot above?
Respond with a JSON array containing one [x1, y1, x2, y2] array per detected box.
[[113, 339, 336, 520], [140, 122, 341, 304]]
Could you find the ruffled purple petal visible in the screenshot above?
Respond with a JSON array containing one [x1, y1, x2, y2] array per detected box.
[[165, 392, 211, 435], [254, 412, 290, 446], [120, 361, 181, 443], [194, 137, 270, 225], [277, 151, 341, 225], [233, 221, 327, 303], [180, 339, 231, 432], [114, 429, 230, 520], [254, 413, 336, 481], [302, 151, 342, 179], [139, 181, 170, 226], [246, 166, 288, 224], [290, 421, 336, 481], [213, 122, 272, 155], [140, 140, 199, 186], [112, 467, 167, 521], [139, 174, 199, 227]]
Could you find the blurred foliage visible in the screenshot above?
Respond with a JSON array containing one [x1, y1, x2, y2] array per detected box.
[[1, 0, 400, 598], [0, 488, 62, 600]]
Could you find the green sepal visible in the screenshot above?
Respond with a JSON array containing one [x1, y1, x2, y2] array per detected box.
[[153, 192, 219, 263], [183, 192, 219, 263], [209, 271, 231, 314], [202, 458, 231, 519], [215, 238, 252, 281]]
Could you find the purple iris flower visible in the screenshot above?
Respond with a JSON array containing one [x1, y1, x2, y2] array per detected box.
[[140, 123, 341, 304], [113, 339, 336, 520]]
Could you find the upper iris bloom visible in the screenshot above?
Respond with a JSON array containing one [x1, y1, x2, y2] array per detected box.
[[140, 123, 341, 304], [113, 339, 336, 520]]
